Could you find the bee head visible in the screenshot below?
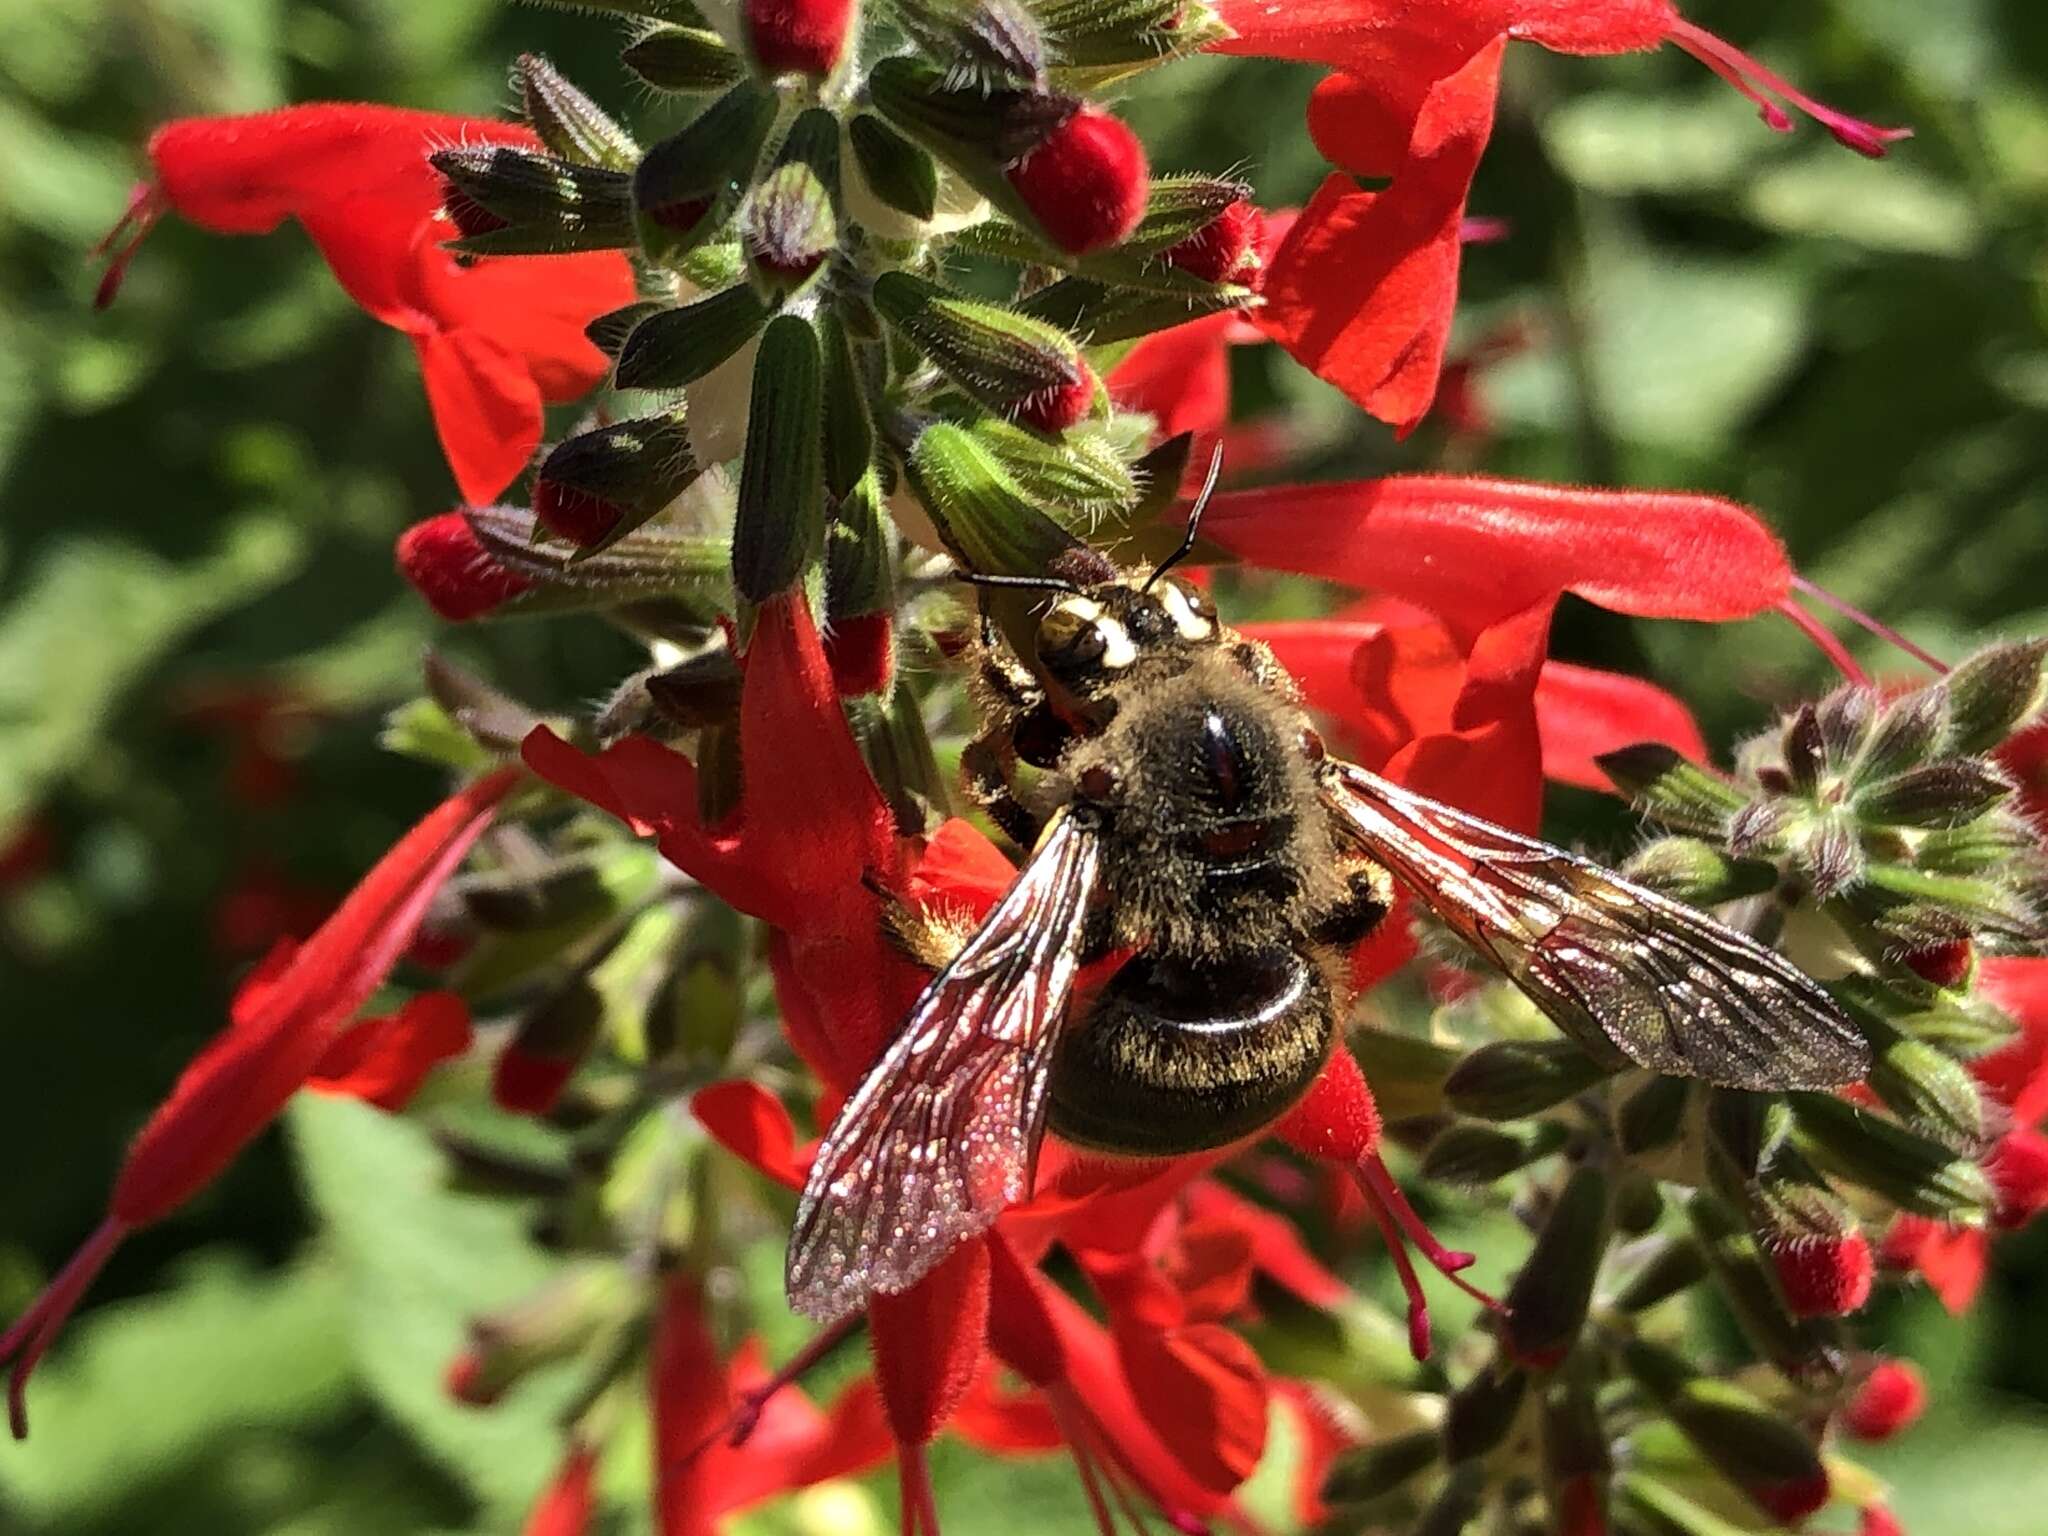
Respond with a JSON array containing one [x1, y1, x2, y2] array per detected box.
[[1034, 576, 1219, 694]]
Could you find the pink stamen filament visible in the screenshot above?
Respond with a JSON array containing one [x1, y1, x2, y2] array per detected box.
[[900, 1442, 943, 1536], [89, 183, 169, 311], [2, 1218, 128, 1439], [1665, 19, 1912, 158], [1792, 574, 1949, 676], [663, 1314, 859, 1474], [1353, 1153, 1498, 1361], [1777, 596, 1873, 686]]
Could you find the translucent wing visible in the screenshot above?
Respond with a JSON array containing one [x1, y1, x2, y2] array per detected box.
[[1322, 760, 1868, 1091], [786, 810, 1103, 1324]]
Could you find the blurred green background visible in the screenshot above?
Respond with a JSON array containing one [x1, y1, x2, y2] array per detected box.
[[4, 1, 2048, 1531]]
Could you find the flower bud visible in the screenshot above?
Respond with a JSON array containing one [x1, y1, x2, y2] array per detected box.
[[1916, 812, 2041, 876], [733, 314, 825, 601], [1443, 1362, 1529, 1461], [431, 143, 634, 257], [1781, 702, 1827, 793], [1855, 758, 2014, 829], [819, 310, 875, 500], [1725, 796, 1796, 859], [1152, 196, 1262, 283], [742, 0, 858, 78], [1004, 104, 1148, 255], [1862, 1505, 1906, 1536], [1988, 1126, 2048, 1229], [1856, 687, 1947, 783], [587, 298, 666, 360], [827, 469, 893, 621], [847, 112, 939, 221], [971, 418, 1138, 524], [461, 504, 728, 616], [1613, 1236, 1711, 1314], [1622, 838, 1777, 908], [1842, 1358, 1926, 1441], [1815, 683, 1878, 765], [1421, 1118, 1569, 1185], [1444, 1039, 1611, 1121], [495, 975, 605, 1114], [1790, 1091, 1995, 1221], [1768, 1228, 1873, 1318], [741, 110, 839, 297], [1022, 272, 1245, 344], [632, 81, 778, 262], [1620, 1338, 1831, 1524], [513, 54, 639, 170], [1944, 638, 2048, 754], [894, 0, 1045, 86], [1841, 862, 2046, 950], [872, 271, 1097, 431], [1596, 745, 1747, 838], [622, 24, 747, 93], [397, 512, 536, 621], [445, 1261, 635, 1406], [1685, 1192, 1853, 1385], [1862, 1018, 1990, 1153], [1037, 0, 1231, 88], [1616, 1074, 1691, 1157], [533, 413, 699, 550], [614, 285, 770, 394], [1503, 1166, 1610, 1369], [1322, 1428, 1440, 1505], [1901, 938, 1975, 987], [905, 422, 1100, 581], [1540, 1366, 1611, 1534]]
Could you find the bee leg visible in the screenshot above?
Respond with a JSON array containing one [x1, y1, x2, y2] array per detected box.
[[962, 733, 1043, 851], [1309, 861, 1394, 948]]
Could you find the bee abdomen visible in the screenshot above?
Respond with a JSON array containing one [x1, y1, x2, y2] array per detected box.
[[1048, 948, 1335, 1156]]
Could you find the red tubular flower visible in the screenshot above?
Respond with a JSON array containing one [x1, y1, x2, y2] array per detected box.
[[1861, 1506, 1906, 1536], [1107, 311, 1239, 441], [1214, 2, 1905, 429], [0, 766, 518, 1438], [97, 107, 635, 503], [306, 990, 472, 1111], [1842, 1359, 1927, 1442], [524, 1442, 599, 1536], [397, 510, 537, 621], [1005, 106, 1149, 256]]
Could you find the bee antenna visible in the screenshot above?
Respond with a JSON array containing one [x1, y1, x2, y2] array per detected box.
[[1143, 442, 1225, 592], [953, 569, 1085, 598]]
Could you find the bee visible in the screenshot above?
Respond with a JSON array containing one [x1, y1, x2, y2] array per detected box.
[[785, 492, 1870, 1326]]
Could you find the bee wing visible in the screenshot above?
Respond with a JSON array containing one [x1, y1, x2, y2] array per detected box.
[[785, 810, 1103, 1324], [1322, 760, 1869, 1091]]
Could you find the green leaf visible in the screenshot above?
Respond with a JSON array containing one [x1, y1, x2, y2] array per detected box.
[[287, 1094, 580, 1524], [0, 1251, 353, 1522], [1745, 155, 1983, 257], [1543, 88, 1762, 196]]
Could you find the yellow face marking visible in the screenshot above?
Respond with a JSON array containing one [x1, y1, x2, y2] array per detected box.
[[1157, 583, 1215, 642]]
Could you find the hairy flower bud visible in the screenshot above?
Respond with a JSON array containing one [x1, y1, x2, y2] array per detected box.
[[1597, 744, 1747, 838], [1842, 1358, 1926, 1441], [1857, 688, 1948, 783], [741, 109, 839, 297], [614, 284, 770, 392], [1421, 1118, 1568, 1185], [1988, 1127, 2048, 1229], [1768, 1227, 1873, 1318], [1004, 104, 1148, 255], [495, 975, 604, 1114], [512, 53, 639, 170], [1856, 758, 2015, 829], [1622, 838, 1778, 907], [622, 24, 746, 93], [1444, 1039, 1612, 1120], [431, 144, 634, 256], [743, 0, 859, 79], [632, 81, 778, 262], [1503, 1166, 1610, 1369], [397, 512, 536, 621], [873, 272, 1096, 431], [533, 413, 699, 550], [1791, 1091, 1995, 1221], [904, 422, 1105, 582], [733, 314, 826, 601], [894, 0, 1046, 86], [1945, 638, 2048, 754], [1037, 0, 1230, 88]]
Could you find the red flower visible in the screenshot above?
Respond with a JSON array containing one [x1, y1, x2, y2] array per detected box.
[[96, 106, 635, 503], [1842, 1359, 1927, 1442], [0, 766, 517, 1437], [306, 990, 472, 1111], [1214, 2, 1906, 430], [652, 1275, 891, 1535], [397, 510, 537, 621], [524, 1443, 598, 1536]]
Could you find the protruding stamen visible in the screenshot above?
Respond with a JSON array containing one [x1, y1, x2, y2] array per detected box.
[[1353, 1152, 1499, 1361], [663, 1313, 859, 1474], [1666, 20, 1912, 159], [1777, 596, 1873, 686], [90, 183, 168, 311], [1792, 575, 1949, 676]]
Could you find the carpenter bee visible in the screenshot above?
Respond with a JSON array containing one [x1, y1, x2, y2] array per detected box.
[[785, 491, 1869, 1326]]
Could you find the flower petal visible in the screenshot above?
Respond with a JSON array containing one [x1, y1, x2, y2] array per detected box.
[[870, 1239, 991, 1448], [307, 990, 471, 1111], [693, 1079, 808, 1191], [412, 328, 545, 506], [1535, 661, 1708, 792], [1106, 311, 1237, 441]]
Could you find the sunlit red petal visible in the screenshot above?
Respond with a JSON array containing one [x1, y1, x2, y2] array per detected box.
[[869, 1239, 992, 1447], [1535, 661, 1708, 791], [523, 1443, 597, 1536], [307, 990, 471, 1110], [693, 1078, 808, 1191], [1106, 312, 1236, 441]]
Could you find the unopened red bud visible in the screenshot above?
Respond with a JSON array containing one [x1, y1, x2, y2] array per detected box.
[[1842, 1359, 1926, 1441], [1769, 1230, 1874, 1318], [1862, 1505, 1906, 1536], [444, 1347, 501, 1406], [1989, 1127, 2048, 1229], [533, 481, 628, 548], [1904, 938, 1974, 987], [1753, 1468, 1833, 1525], [494, 977, 604, 1115], [1159, 200, 1264, 283], [1005, 105, 1147, 255], [441, 186, 509, 240], [744, 0, 857, 78], [1013, 357, 1098, 433], [397, 513, 535, 621]]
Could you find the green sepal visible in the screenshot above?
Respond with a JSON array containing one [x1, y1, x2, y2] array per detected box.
[[622, 24, 746, 92], [513, 53, 640, 170], [733, 314, 826, 601], [847, 112, 938, 221], [615, 284, 772, 392], [1789, 1090, 1994, 1220], [1596, 744, 1747, 837], [632, 81, 777, 263], [431, 144, 635, 256]]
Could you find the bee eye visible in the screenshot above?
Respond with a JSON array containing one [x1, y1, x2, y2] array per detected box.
[[1078, 763, 1118, 801], [1038, 606, 1104, 658], [1299, 727, 1326, 763]]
